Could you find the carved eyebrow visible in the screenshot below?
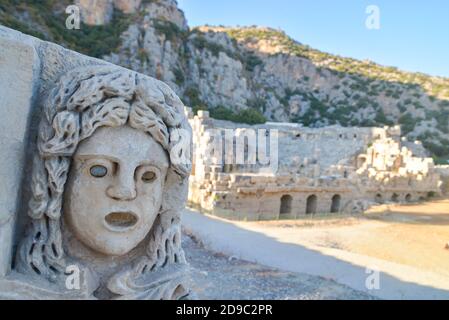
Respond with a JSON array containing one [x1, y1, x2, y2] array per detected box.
[[75, 154, 169, 169], [138, 160, 169, 169], [75, 153, 121, 163]]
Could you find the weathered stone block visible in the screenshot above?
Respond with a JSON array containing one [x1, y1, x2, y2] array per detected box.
[[0, 33, 40, 277], [0, 26, 192, 300]]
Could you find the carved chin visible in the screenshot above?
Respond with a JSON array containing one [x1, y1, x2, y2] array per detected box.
[[92, 241, 137, 257], [77, 230, 147, 257]]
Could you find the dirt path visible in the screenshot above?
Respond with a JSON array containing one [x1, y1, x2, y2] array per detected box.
[[182, 200, 449, 299]]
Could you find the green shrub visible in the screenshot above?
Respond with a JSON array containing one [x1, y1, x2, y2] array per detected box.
[[423, 141, 449, 157], [0, 1, 132, 58], [183, 87, 205, 112], [191, 35, 227, 58], [439, 100, 449, 108], [374, 109, 393, 125], [173, 67, 185, 86], [435, 110, 449, 133], [209, 106, 236, 121], [235, 108, 266, 124], [209, 106, 266, 125], [247, 97, 267, 112], [153, 19, 183, 42], [398, 113, 417, 134], [245, 53, 263, 72], [433, 155, 449, 165], [397, 103, 407, 113]]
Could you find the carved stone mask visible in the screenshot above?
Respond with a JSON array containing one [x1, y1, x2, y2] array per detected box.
[[12, 66, 192, 299], [65, 125, 169, 256]]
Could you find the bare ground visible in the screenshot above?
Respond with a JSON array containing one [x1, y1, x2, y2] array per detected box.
[[238, 199, 449, 279], [183, 234, 376, 300]]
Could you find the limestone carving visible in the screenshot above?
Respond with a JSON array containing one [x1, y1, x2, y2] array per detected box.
[[5, 65, 192, 300]]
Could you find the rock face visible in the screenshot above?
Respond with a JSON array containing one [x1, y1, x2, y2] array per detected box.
[[145, 0, 188, 31], [76, 0, 114, 25], [1, 0, 449, 159], [102, 2, 449, 160], [77, 0, 142, 25], [0, 26, 192, 300], [114, 0, 142, 14]]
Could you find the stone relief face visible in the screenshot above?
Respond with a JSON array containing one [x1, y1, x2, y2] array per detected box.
[[65, 125, 169, 256]]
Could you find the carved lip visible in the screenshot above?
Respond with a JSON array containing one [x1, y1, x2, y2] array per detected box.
[[104, 211, 139, 232]]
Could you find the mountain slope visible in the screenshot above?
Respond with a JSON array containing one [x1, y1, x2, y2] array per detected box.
[[1, 0, 448, 162]]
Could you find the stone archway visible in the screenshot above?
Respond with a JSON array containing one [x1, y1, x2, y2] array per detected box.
[[357, 155, 367, 168], [306, 195, 317, 214], [391, 193, 399, 202], [330, 194, 341, 213], [280, 195, 292, 215], [375, 193, 383, 203], [405, 194, 412, 202]]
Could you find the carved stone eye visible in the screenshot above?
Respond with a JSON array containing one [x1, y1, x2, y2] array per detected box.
[[90, 165, 107, 178], [142, 171, 156, 183]]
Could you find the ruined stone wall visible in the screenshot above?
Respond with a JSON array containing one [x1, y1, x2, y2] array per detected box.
[[187, 109, 442, 221], [435, 165, 449, 195]]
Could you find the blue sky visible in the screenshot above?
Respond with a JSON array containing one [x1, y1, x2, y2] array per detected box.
[[177, 0, 449, 78]]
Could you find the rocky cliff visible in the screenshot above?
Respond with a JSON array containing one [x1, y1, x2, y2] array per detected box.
[[1, 0, 448, 162]]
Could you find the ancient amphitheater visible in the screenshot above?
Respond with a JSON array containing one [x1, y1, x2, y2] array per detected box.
[[187, 109, 447, 220]]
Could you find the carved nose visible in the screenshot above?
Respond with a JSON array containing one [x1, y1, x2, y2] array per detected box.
[[106, 170, 136, 201]]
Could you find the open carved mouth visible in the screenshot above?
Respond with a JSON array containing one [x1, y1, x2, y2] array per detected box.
[[105, 211, 138, 231]]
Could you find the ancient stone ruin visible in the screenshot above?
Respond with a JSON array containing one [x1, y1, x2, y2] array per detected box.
[[0, 17, 448, 299], [0, 26, 192, 299], [188, 110, 443, 220]]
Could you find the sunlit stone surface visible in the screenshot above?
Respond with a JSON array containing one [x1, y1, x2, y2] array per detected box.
[[0, 26, 192, 300]]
